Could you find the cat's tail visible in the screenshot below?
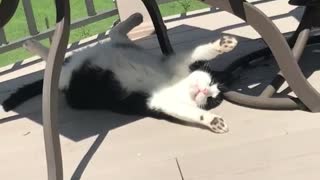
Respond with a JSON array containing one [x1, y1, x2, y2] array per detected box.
[[109, 13, 143, 44], [1, 79, 43, 112]]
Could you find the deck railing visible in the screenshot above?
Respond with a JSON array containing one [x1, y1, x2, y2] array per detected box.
[[0, 0, 175, 55]]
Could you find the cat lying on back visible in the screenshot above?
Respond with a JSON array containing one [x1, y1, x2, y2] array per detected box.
[[1, 13, 237, 133]]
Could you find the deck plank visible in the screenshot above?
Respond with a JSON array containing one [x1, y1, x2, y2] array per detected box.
[[178, 128, 320, 180]]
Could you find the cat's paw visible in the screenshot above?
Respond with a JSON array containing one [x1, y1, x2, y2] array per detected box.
[[212, 36, 238, 54], [200, 112, 229, 134]]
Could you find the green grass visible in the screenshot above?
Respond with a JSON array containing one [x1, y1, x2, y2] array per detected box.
[[0, 0, 208, 67]]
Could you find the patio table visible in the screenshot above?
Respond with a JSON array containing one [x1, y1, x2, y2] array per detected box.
[[1, 0, 320, 180]]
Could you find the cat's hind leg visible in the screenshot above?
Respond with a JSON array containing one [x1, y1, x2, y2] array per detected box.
[[109, 13, 143, 44]]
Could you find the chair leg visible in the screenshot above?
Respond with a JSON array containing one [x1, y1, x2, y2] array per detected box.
[[260, 28, 311, 97], [243, 2, 320, 112], [42, 0, 70, 180], [202, 0, 320, 112], [288, 6, 314, 46], [141, 0, 174, 56], [222, 6, 317, 99]]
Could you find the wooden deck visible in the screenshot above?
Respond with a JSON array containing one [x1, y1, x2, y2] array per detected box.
[[1, 1, 320, 179]]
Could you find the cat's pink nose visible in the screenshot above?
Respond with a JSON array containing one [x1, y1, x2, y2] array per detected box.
[[201, 88, 209, 95]]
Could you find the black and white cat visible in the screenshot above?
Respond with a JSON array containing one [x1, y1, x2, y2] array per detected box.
[[1, 13, 237, 133]]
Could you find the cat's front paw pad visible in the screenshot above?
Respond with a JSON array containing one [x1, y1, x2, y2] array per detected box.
[[214, 36, 237, 53], [201, 113, 229, 134]]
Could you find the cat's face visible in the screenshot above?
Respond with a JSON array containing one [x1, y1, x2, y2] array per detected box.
[[188, 71, 221, 108], [191, 83, 221, 107]]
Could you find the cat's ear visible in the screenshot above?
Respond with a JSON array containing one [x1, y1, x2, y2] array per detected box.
[[204, 95, 223, 110]]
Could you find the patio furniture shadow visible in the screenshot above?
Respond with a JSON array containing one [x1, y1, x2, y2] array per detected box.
[[0, 3, 314, 142]]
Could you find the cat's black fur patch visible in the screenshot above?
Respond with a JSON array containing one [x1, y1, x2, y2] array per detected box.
[[64, 61, 150, 115], [189, 60, 209, 72], [204, 95, 223, 110], [189, 60, 233, 85], [63, 56, 72, 65], [2, 79, 43, 111]]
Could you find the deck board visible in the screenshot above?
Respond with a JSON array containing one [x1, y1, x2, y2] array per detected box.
[[178, 128, 320, 180]]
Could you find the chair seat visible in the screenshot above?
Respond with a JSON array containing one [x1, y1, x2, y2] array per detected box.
[[289, 0, 320, 6]]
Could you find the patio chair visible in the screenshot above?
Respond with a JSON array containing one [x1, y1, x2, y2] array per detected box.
[[141, 0, 320, 112], [0, 0, 69, 179]]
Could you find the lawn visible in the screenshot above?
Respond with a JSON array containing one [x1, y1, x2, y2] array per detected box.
[[0, 0, 208, 67]]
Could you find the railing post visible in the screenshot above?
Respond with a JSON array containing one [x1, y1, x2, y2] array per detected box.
[[115, 0, 155, 39], [84, 0, 97, 16], [22, 0, 39, 35], [0, 28, 8, 45], [45, 17, 53, 44]]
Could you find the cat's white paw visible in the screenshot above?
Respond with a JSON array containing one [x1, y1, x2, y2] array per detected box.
[[220, 36, 237, 53], [200, 112, 229, 133], [212, 36, 238, 54]]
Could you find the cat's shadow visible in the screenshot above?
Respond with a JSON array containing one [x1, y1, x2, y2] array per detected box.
[[1, 85, 145, 142], [0, 75, 214, 179]]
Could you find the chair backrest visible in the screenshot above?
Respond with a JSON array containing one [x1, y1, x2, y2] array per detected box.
[[0, 0, 20, 28]]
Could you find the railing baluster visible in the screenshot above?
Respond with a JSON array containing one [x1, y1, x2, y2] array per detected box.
[[0, 8, 118, 54], [0, 28, 8, 45], [84, 0, 97, 16], [45, 17, 53, 44], [0, 0, 177, 55], [22, 0, 39, 35]]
